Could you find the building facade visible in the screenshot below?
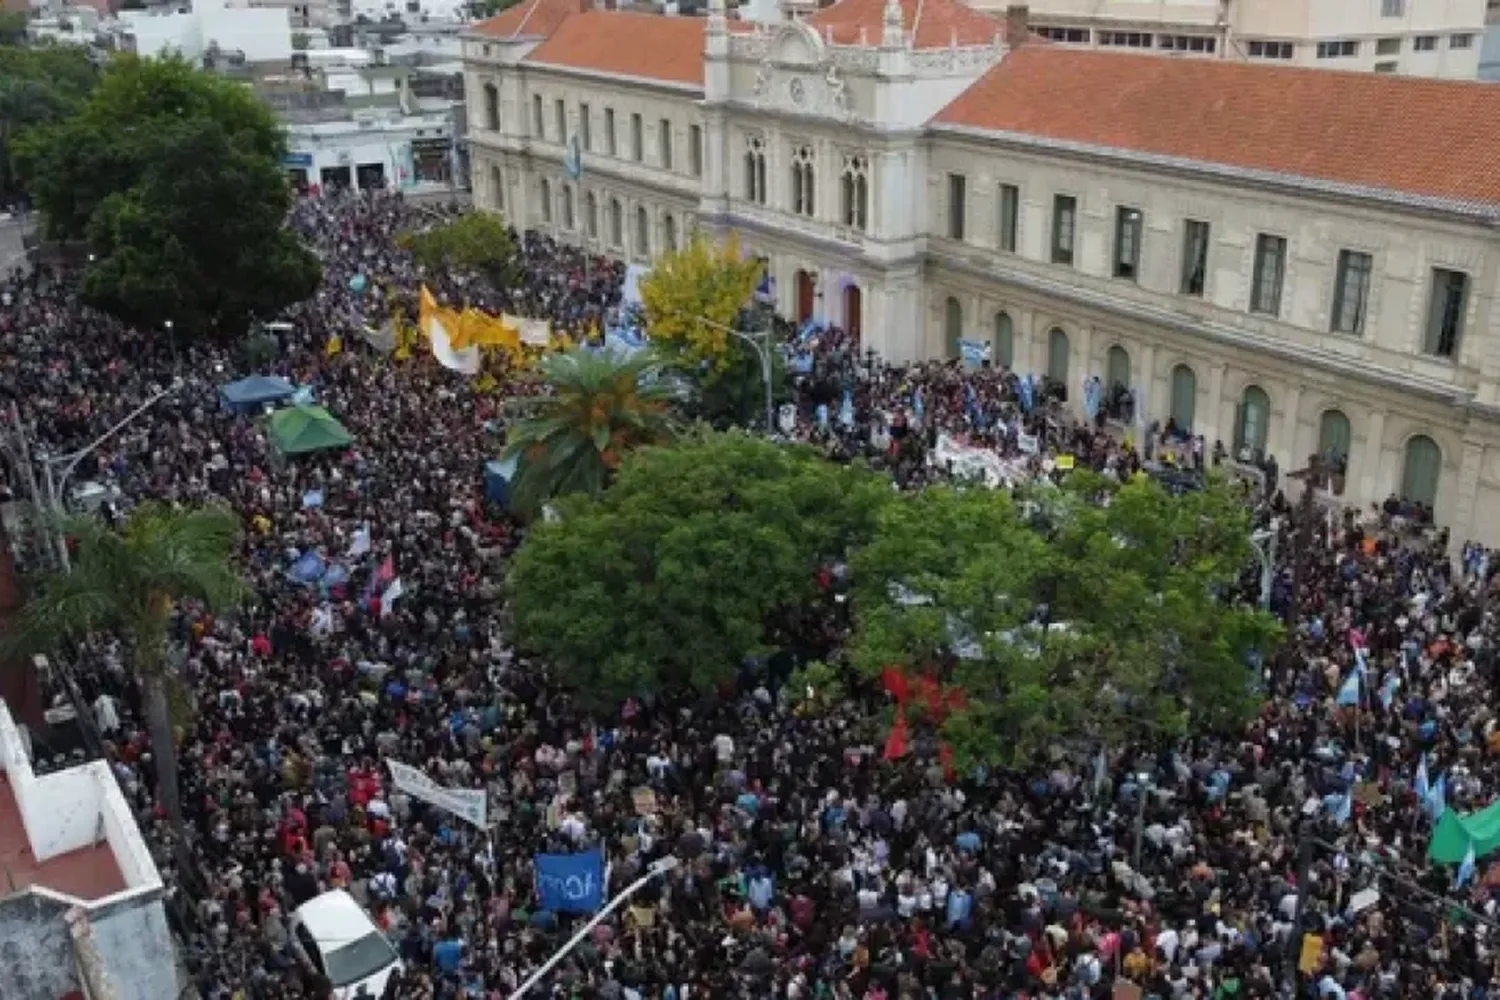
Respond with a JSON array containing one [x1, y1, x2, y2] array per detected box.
[[975, 0, 1488, 79], [463, 0, 1500, 545]]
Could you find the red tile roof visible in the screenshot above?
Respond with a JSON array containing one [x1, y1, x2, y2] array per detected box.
[[934, 47, 1500, 210], [524, 11, 707, 87], [472, 0, 586, 40], [807, 0, 1003, 49]]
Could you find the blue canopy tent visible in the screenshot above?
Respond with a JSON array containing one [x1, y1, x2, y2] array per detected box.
[[221, 375, 296, 414], [485, 456, 519, 505]]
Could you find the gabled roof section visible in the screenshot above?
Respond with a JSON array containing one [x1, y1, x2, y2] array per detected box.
[[472, 0, 585, 41], [807, 0, 1003, 49], [523, 11, 707, 88], [934, 47, 1500, 212]]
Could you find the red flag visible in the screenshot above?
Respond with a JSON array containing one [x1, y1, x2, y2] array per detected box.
[[882, 667, 910, 703], [940, 743, 956, 783], [883, 710, 910, 760]]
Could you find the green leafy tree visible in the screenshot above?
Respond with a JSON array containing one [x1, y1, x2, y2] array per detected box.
[[508, 431, 891, 701], [502, 348, 677, 515], [849, 473, 1281, 767], [15, 55, 321, 339], [0, 42, 97, 199], [400, 211, 519, 292], [0, 11, 27, 46], [690, 333, 791, 430], [3, 503, 248, 836]]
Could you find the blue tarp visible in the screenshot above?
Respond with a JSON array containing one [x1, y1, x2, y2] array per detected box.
[[221, 375, 296, 413], [485, 456, 519, 505]]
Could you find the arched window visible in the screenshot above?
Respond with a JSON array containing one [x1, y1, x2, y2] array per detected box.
[[1106, 345, 1131, 392], [1047, 327, 1070, 384], [791, 145, 815, 217], [992, 311, 1014, 369], [585, 192, 598, 238], [635, 204, 650, 255], [663, 214, 677, 252], [1235, 384, 1271, 458], [489, 165, 503, 211], [1401, 435, 1442, 509], [562, 186, 575, 229], [539, 179, 552, 223], [483, 82, 500, 132], [609, 197, 623, 246], [944, 297, 962, 359], [743, 137, 766, 204], [1318, 408, 1352, 494], [1170, 364, 1197, 432], [840, 154, 868, 231], [1318, 409, 1351, 463]]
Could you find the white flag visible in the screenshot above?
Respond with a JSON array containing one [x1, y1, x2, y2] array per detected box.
[[380, 577, 405, 616], [347, 524, 371, 558], [386, 760, 487, 827], [428, 310, 481, 375]]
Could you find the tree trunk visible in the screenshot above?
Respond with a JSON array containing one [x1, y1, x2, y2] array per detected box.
[[140, 670, 187, 841]]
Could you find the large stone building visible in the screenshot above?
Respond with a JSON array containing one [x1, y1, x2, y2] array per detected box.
[[462, 0, 1500, 544]]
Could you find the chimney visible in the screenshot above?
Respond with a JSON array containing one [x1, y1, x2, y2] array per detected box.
[[1005, 4, 1028, 46]]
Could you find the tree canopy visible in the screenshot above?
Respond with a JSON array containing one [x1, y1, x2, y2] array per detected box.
[[639, 233, 763, 363], [15, 55, 321, 339], [399, 211, 519, 292], [0, 41, 98, 200], [507, 431, 889, 702], [847, 471, 1282, 767], [501, 347, 677, 515]]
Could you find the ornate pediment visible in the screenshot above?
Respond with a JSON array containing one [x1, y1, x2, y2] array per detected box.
[[768, 21, 825, 67], [749, 24, 856, 122]]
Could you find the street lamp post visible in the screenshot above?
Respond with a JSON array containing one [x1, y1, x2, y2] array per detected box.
[[1249, 517, 1281, 611], [38, 381, 181, 572], [676, 312, 776, 437], [507, 856, 679, 1000]]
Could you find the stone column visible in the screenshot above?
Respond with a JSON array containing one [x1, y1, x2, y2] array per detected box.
[[1135, 342, 1156, 428], [1204, 363, 1226, 447], [1278, 385, 1303, 474], [1356, 408, 1388, 504]]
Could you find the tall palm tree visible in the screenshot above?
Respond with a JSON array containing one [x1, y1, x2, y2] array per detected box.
[[503, 348, 677, 514], [3, 502, 247, 837]]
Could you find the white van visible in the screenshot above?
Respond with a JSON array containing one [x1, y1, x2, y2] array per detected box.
[[290, 889, 404, 999]]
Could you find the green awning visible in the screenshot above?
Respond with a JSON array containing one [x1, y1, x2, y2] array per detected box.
[[268, 404, 353, 455]]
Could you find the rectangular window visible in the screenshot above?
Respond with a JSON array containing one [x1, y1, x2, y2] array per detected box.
[[1113, 206, 1143, 281], [659, 119, 673, 170], [1099, 31, 1152, 47], [604, 108, 617, 155], [997, 183, 1019, 253], [578, 102, 591, 150], [1316, 39, 1358, 58], [1034, 25, 1088, 42], [554, 99, 566, 142], [1424, 268, 1469, 358], [1380, 0, 1403, 14], [1331, 250, 1372, 335], [1375, 36, 1401, 55], [1250, 234, 1286, 316], [1374, 60, 1398, 72], [563, 186, 575, 229], [1158, 34, 1216, 52], [1180, 219, 1209, 297], [1247, 39, 1295, 59], [1413, 35, 1438, 51], [689, 124, 703, 176], [947, 173, 966, 240], [631, 113, 643, 162], [1450, 33, 1474, 48], [532, 94, 544, 137], [1051, 194, 1076, 266]]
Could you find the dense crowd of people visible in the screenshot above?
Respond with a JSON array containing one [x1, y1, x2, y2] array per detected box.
[[1, 189, 1497, 1000]]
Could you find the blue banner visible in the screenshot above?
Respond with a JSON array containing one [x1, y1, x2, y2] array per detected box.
[[534, 848, 605, 913]]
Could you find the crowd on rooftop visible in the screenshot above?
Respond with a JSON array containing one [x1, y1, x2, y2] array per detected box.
[[0, 189, 1496, 1000]]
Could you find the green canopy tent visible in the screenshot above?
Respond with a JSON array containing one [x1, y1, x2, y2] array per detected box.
[[268, 404, 353, 456], [1428, 802, 1500, 865]]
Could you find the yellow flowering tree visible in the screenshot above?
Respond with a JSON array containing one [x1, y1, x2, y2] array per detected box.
[[639, 233, 763, 364]]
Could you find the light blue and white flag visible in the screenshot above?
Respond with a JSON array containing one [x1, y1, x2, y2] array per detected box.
[[563, 132, 583, 181], [1455, 840, 1477, 889], [959, 338, 990, 368]]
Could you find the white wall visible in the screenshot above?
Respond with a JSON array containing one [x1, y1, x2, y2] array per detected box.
[[199, 5, 293, 61]]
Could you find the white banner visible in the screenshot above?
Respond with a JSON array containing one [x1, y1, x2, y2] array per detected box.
[[387, 760, 488, 828]]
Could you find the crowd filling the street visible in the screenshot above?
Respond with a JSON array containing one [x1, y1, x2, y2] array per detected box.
[[3, 189, 1500, 1000]]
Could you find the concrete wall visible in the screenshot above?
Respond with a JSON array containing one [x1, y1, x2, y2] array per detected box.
[[0, 701, 100, 861], [91, 900, 179, 1000], [0, 893, 82, 1000]]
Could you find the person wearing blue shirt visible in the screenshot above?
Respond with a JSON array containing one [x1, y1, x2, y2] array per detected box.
[[432, 935, 463, 974]]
